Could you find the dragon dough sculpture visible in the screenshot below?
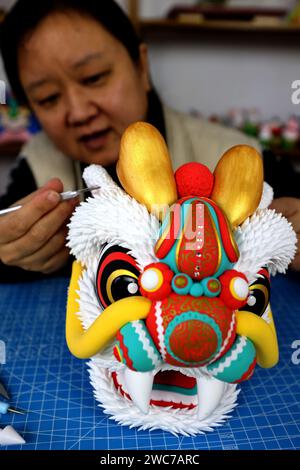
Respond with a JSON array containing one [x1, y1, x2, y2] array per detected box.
[[66, 122, 296, 435]]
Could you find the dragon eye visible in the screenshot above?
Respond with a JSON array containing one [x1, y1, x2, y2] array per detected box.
[[243, 268, 270, 316], [95, 244, 141, 309]]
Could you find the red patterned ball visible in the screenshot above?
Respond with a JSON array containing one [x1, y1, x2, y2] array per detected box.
[[146, 294, 236, 367], [175, 163, 215, 198]]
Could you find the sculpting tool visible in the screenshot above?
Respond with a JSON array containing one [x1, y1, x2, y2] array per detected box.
[[0, 401, 26, 416], [0, 186, 100, 216]]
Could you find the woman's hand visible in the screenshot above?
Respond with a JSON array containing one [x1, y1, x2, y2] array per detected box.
[[0, 178, 79, 274], [270, 197, 300, 271]]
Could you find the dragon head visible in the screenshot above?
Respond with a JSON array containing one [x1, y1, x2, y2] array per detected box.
[[66, 123, 296, 435]]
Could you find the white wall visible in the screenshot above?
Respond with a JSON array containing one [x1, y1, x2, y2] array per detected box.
[[147, 40, 300, 120], [138, 0, 296, 19], [137, 0, 300, 120]]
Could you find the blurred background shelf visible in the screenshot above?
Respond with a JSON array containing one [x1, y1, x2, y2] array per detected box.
[[138, 19, 300, 39], [128, 1, 300, 40]]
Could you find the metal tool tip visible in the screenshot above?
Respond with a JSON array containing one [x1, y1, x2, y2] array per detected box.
[[8, 406, 26, 416]]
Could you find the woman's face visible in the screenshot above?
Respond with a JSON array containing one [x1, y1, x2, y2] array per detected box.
[[18, 11, 150, 166]]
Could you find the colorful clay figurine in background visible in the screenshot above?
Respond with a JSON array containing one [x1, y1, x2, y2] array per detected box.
[[65, 122, 296, 435], [0, 97, 31, 144], [287, 2, 300, 25], [226, 108, 244, 130], [207, 109, 300, 152], [259, 122, 273, 148], [242, 108, 261, 138], [282, 116, 299, 150]]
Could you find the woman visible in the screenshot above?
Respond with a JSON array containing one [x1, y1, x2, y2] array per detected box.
[[0, 0, 299, 281]]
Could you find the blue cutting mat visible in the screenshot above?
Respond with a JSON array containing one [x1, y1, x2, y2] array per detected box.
[[0, 273, 299, 450]]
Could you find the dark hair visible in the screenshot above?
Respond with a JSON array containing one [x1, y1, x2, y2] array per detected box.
[[0, 0, 142, 105]]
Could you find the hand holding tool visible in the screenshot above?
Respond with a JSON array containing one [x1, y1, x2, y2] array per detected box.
[[0, 186, 100, 216]]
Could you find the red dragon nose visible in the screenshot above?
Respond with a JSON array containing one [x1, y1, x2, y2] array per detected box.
[[168, 318, 219, 363], [146, 294, 236, 367]]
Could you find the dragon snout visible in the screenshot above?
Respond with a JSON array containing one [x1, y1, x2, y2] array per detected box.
[[157, 314, 222, 365], [145, 295, 236, 368], [136, 262, 249, 368]]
